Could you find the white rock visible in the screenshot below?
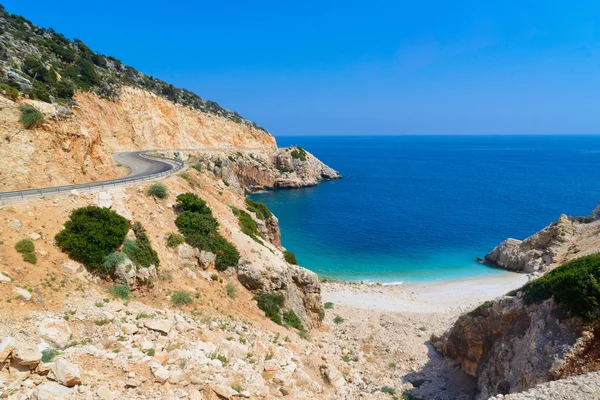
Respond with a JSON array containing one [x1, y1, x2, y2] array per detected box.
[[52, 359, 82, 387], [31, 382, 74, 399], [38, 318, 72, 349], [9, 219, 22, 231], [30, 233, 41, 241], [62, 261, 84, 275], [13, 342, 42, 366], [153, 366, 170, 383], [0, 337, 16, 362], [145, 319, 172, 335], [13, 287, 31, 301], [96, 385, 115, 400], [121, 323, 138, 335], [69, 189, 80, 197], [95, 191, 112, 208], [0, 272, 11, 283]]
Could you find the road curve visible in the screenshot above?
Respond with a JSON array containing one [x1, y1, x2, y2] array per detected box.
[[0, 151, 183, 202]]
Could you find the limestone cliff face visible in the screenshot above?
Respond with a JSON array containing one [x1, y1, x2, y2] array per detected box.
[[0, 88, 275, 192], [483, 213, 600, 273], [432, 296, 599, 399]]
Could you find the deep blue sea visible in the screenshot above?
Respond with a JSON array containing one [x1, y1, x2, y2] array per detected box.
[[250, 135, 600, 283]]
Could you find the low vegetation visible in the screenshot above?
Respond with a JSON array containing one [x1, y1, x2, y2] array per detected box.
[[106, 284, 130, 300], [283, 250, 298, 265], [175, 193, 240, 270], [18, 105, 42, 129], [517, 253, 600, 323], [255, 293, 285, 325], [324, 302, 334, 309], [147, 183, 168, 199], [55, 206, 129, 271], [124, 222, 159, 268], [290, 146, 307, 161], [101, 252, 127, 273], [231, 206, 262, 243], [245, 198, 272, 220], [333, 316, 345, 324], [226, 283, 237, 298], [15, 239, 37, 264], [171, 290, 193, 306], [283, 309, 303, 330], [166, 233, 185, 248]]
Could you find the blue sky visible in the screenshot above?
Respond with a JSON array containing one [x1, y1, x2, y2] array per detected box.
[[4, 1, 600, 135]]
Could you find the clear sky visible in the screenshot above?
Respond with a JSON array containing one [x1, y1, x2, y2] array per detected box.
[[4, 1, 600, 135]]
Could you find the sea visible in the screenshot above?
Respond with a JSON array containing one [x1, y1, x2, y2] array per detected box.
[[249, 135, 600, 283]]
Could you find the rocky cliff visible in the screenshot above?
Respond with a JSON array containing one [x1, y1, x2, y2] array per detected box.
[[483, 212, 600, 273]]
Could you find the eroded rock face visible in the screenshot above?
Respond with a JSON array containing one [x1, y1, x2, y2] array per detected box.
[[484, 214, 578, 272], [434, 296, 597, 399], [114, 256, 157, 289]]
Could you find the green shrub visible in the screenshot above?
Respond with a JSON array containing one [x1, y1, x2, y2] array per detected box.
[[124, 222, 159, 268], [255, 293, 284, 325], [333, 316, 344, 324], [171, 290, 192, 306], [175, 211, 218, 236], [55, 206, 129, 270], [41, 348, 60, 363], [210, 235, 240, 270], [56, 79, 74, 99], [245, 198, 272, 220], [101, 252, 127, 273], [324, 302, 334, 309], [166, 233, 185, 248], [519, 253, 600, 322], [380, 386, 396, 395], [226, 283, 236, 298], [147, 183, 168, 199], [18, 105, 43, 128], [290, 147, 307, 161], [107, 284, 130, 300], [237, 210, 261, 241], [146, 348, 155, 356], [22, 252, 37, 264], [191, 163, 203, 172], [283, 309, 303, 330], [283, 250, 298, 265], [210, 273, 218, 281], [176, 193, 212, 214], [0, 83, 19, 101], [15, 239, 34, 253]]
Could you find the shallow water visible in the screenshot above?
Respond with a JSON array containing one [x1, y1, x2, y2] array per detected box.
[[251, 135, 600, 282]]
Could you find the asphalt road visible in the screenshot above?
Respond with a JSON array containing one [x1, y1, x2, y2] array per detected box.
[[0, 151, 183, 201]]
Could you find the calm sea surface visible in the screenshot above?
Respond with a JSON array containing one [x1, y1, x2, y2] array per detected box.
[[250, 135, 600, 282]]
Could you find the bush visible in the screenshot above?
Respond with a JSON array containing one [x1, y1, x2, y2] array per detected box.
[[147, 183, 168, 199], [55, 79, 74, 99], [380, 386, 396, 395], [290, 147, 307, 161], [519, 253, 600, 322], [15, 239, 34, 253], [107, 284, 130, 300], [191, 163, 202, 172], [226, 283, 236, 298], [333, 316, 344, 324], [283, 250, 298, 265], [176, 193, 212, 214], [101, 252, 127, 274], [324, 302, 334, 309], [124, 222, 159, 268], [283, 309, 303, 330], [175, 211, 219, 237], [255, 293, 284, 325], [0, 83, 19, 101], [171, 290, 192, 306], [236, 210, 261, 242], [18, 105, 43, 128], [22, 252, 37, 264], [55, 206, 129, 270], [166, 233, 185, 248], [245, 198, 272, 220], [210, 235, 240, 270], [41, 348, 59, 363]]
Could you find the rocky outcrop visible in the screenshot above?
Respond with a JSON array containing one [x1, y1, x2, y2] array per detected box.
[[433, 295, 599, 399], [113, 256, 157, 290], [483, 213, 600, 273], [185, 147, 341, 195]]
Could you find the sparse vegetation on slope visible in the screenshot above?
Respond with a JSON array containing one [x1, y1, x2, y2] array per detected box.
[[231, 206, 262, 243], [174, 193, 240, 270], [516, 253, 600, 323], [147, 183, 168, 199], [255, 292, 285, 325], [55, 206, 129, 270], [124, 222, 160, 268], [283, 250, 298, 265], [0, 6, 266, 131], [18, 105, 42, 128], [245, 198, 272, 220]]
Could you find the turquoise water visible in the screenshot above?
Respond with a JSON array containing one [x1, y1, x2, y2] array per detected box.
[[250, 135, 600, 283]]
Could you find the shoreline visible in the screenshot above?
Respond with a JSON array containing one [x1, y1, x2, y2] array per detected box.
[[321, 271, 529, 313]]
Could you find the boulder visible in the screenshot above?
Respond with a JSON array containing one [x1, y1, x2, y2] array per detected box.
[[9, 219, 22, 231], [13, 342, 42, 367], [31, 382, 74, 399], [62, 261, 84, 275], [13, 287, 32, 301], [38, 318, 72, 349], [198, 251, 216, 270], [0, 272, 11, 283], [95, 191, 113, 208], [114, 258, 137, 288], [0, 337, 16, 362], [51, 359, 82, 387], [153, 366, 170, 384], [30, 232, 42, 241], [145, 319, 172, 335]]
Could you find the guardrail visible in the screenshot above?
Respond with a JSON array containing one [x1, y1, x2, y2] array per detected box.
[[0, 152, 184, 203]]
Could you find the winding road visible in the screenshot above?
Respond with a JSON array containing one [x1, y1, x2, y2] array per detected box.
[[0, 151, 184, 202]]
